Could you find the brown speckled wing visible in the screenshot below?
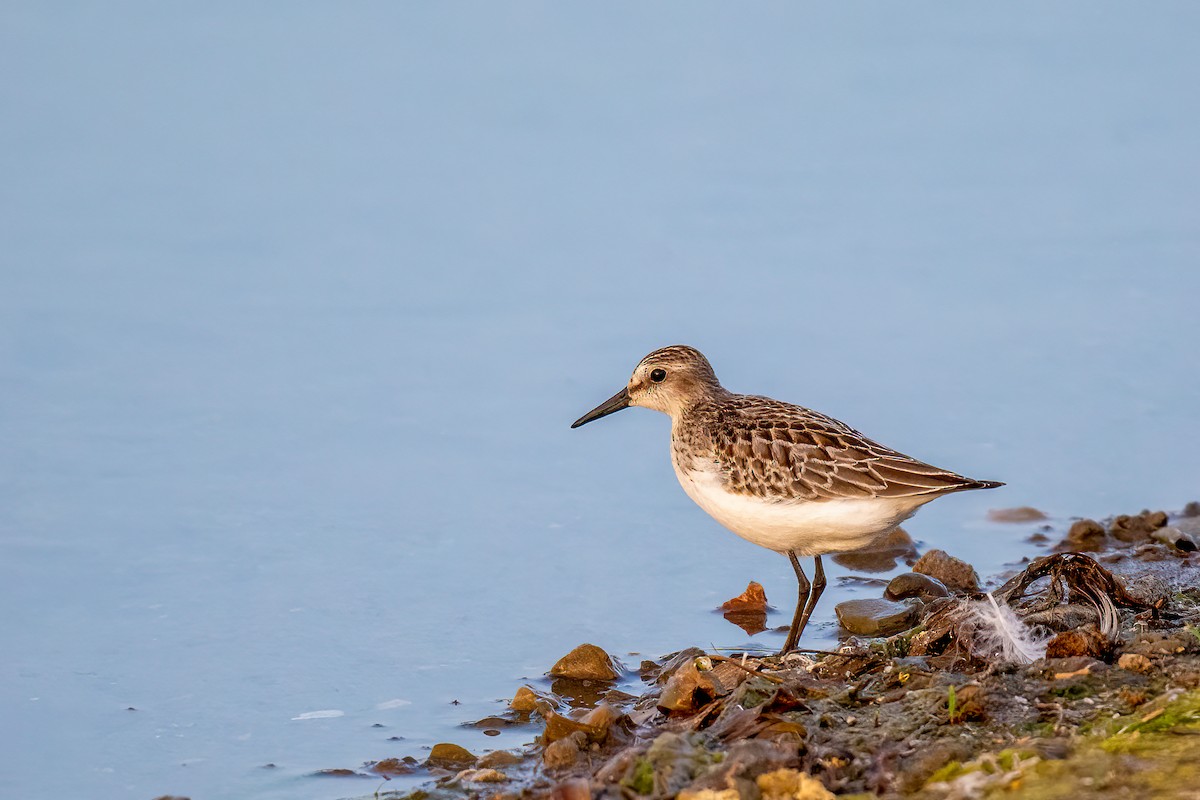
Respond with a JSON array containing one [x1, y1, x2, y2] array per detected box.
[[692, 396, 1000, 501]]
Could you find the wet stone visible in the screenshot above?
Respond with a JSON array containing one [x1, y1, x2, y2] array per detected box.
[[1152, 526, 1199, 552], [454, 768, 509, 783], [478, 750, 522, 769], [834, 597, 923, 637], [658, 658, 726, 714], [427, 743, 477, 769], [1063, 519, 1106, 551], [543, 731, 586, 769], [369, 758, 415, 776], [510, 685, 539, 713], [1110, 511, 1169, 543], [549, 643, 621, 681], [884, 572, 950, 602], [720, 581, 768, 613], [912, 549, 980, 592]]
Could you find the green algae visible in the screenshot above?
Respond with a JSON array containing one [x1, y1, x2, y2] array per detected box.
[[928, 691, 1200, 800]]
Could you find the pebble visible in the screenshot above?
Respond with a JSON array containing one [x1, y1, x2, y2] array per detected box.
[[454, 768, 509, 783], [1062, 519, 1106, 551], [1046, 628, 1111, 659], [658, 658, 726, 713], [1152, 526, 1199, 552], [478, 750, 522, 769], [720, 581, 768, 613], [549, 643, 621, 681], [543, 731, 586, 769], [834, 597, 923, 637], [510, 685, 558, 713], [1117, 653, 1154, 674], [1110, 511, 1169, 543], [427, 743, 476, 769], [912, 549, 980, 592], [756, 768, 835, 800], [884, 572, 950, 602]]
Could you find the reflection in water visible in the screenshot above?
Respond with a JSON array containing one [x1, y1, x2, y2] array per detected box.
[[831, 528, 920, 574]]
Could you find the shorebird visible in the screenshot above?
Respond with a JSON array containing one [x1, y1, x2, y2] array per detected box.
[[571, 345, 1002, 655]]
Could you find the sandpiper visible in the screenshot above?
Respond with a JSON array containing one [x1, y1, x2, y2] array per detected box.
[[571, 345, 1002, 655]]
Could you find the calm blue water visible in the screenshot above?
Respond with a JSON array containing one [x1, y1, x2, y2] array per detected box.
[[2, 4, 1198, 799]]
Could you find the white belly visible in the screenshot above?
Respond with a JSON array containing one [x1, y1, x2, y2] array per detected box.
[[672, 461, 929, 556]]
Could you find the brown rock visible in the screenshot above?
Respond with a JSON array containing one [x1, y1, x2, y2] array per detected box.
[[1045, 628, 1111, 659], [659, 658, 725, 713], [756, 768, 835, 800], [369, 758, 414, 776], [1062, 518, 1106, 551], [551, 777, 592, 800], [720, 581, 768, 613], [721, 582, 770, 635], [1182, 500, 1200, 518], [1110, 511, 1169, 543], [834, 598, 923, 637], [427, 742, 476, 769], [648, 648, 707, 684], [510, 685, 538, 712], [510, 684, 557, 713], [543, 703, 617, 744], [454, 768, 509, 783], [549, 643, 621, 681], [912, 549, 980, 592], [1117, 653, 1153, 673], [1152, 526, 1199, 552], [884, 572, 950, 602], [478, 750, 522, 768], [988, 506, 1048, 523], [543, 731, 586, 769]]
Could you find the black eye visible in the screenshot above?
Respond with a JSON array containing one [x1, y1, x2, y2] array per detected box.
[[650, 368, 667, 383]]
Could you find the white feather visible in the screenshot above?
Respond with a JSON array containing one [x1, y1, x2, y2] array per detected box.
[[966, 593, 1049, 665]]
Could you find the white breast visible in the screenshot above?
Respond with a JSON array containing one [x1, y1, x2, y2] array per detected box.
[[672, 458, 929, 556]]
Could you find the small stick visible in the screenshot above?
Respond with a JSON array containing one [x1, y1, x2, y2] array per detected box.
[[708, 654, 785, 684]]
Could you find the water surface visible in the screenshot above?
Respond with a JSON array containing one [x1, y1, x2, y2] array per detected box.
[[2, 4, 1199, 799]]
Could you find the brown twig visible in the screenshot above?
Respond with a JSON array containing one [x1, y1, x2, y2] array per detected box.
[[708, 654, 786, 684]]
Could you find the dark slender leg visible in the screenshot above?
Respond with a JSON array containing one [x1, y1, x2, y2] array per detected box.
[[794, 555, 827, 645], [779, 550, 812, 655]]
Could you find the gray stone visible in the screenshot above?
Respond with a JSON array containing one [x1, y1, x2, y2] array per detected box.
[[884, 572, 950, 602], [834, 597, 923, 636]]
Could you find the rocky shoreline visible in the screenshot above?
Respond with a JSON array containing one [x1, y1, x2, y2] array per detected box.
[[351, 505, 1200, 800]]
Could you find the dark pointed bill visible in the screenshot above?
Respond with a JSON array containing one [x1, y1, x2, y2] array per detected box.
[[570, 387, 630, 429]]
